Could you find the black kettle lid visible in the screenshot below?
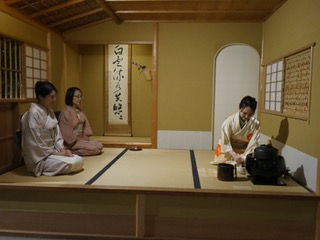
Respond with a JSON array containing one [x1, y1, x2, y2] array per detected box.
[[254, 141, 279, 158], [256, 143, 277, 150]]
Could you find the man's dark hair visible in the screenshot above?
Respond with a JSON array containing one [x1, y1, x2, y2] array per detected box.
[[65, 87, 82, 106], [239, 96, 257, 113], [35, 81, 57, 99]]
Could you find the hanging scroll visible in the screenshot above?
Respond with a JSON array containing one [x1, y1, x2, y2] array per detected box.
[[283, 49, 311, 120], [108, 44, 129, 124], [105, 44, 132, 136]]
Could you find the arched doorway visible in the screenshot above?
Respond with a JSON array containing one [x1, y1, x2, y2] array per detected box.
[[212, 44, 260, 149]]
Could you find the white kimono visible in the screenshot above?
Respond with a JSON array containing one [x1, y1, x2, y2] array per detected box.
[[211, 111, 260, 164], [21, 103, 83, 176]]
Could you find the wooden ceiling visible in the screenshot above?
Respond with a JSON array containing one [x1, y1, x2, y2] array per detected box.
[[1, 0, 287, 33]]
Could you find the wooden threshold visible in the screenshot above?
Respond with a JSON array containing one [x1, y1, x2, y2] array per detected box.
[[102, 142, 152, 148], [91, 136, 152, 148]]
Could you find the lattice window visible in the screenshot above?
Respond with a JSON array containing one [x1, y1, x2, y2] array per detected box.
[[0, 36, 22, 99], [263, 44, 313, 121], [264, 60, 284, 112], [24, 45, 48, 99]]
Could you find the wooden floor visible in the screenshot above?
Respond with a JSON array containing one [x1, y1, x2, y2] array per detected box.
[[0, 148, 309, 194]]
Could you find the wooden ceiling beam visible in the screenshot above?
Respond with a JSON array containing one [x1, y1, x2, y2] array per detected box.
[[116, 10, 269, 14], [96, 0, 122, 24], [30, 0, 86, 18], [109, 0, 218, 1], [49, 8, 104, 27], [117, 11, 266, 22], [0, 0, 61, 35], [108, 0, 283, 13], [105, 0, 280, 2]]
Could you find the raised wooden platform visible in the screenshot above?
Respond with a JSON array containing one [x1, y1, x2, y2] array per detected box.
[[0, 148, 318, 240]]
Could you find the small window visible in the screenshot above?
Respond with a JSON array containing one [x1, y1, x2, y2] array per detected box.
[[264, 60, 284, 112], [0, 36, 22, 99], [24, 45, 48, 99]]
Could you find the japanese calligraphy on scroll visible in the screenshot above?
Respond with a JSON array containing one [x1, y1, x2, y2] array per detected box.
[[108, 44, 129, 124], [283, 49, 311, 120]]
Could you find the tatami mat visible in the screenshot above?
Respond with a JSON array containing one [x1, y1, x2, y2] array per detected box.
[[0, 148, 310, 194], [0, 148, 125, 185], [92, 149, 194, 189]]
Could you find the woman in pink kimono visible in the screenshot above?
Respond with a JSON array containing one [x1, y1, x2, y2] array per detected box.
[[211, 96, 260, 165], [59, 87, 103, 156], [21, 81, 83, 176]]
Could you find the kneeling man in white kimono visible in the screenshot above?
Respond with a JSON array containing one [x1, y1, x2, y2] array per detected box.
[[211, 96, 260, 165], [21, 81, 83, 176]]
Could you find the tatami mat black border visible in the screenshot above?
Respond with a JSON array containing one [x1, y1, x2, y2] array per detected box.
[[190, 150, 201, 189], [85, 148, 128, 185]]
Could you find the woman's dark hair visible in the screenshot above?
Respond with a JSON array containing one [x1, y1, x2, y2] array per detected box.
[[65, 87, 82, 106], [35, 81, 57, 99], [239, 96, 257, 113]]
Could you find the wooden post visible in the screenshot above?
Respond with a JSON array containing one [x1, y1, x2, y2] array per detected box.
[[63, 42, 67, 97], [4, 40, 7, 98], [47, 32, 52, 82], [135, 194, 145, 238], [9, 40, 12, 99], [316, 199, 320, 240], [317, 163, 320, 195], [21, 44, 26, 98], [14, 41, 17, 98], [151, 23, 158, 149], [0, 37, 2, 98], [258, 24, 264, 121]]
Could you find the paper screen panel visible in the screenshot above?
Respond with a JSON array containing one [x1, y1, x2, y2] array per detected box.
[[25, 46, 32, 57], [33, 59, 40, 69], [33, 48, 40, 58], [26, 88, 33, 98], [264, 60, 284, 112], [40, 50, 47, 60]]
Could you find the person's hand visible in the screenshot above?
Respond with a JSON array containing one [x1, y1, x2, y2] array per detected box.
[[63, 149, 73, 157], [53, 149, 73, 157], [229, 151, 245, 164], [229, 150, 238, 160], [235, 155, 245, 164]]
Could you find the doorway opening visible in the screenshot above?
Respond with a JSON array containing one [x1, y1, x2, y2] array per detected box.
[[212, 44, 260, 149]]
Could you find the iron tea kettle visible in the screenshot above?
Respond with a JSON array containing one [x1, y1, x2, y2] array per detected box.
[[246, 143, 286, 185]]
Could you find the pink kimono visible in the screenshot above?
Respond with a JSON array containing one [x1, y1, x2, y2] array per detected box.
[[59, 106, 103, 156]]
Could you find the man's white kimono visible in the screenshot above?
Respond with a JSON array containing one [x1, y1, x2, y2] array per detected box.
[[21, 103, 83, 176], [211, 111, 260, 164]]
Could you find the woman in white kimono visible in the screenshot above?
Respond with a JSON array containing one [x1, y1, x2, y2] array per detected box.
[[211, 96, 260, 165], [21, 81, 83, 176], [59, 87, 103, 156]]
